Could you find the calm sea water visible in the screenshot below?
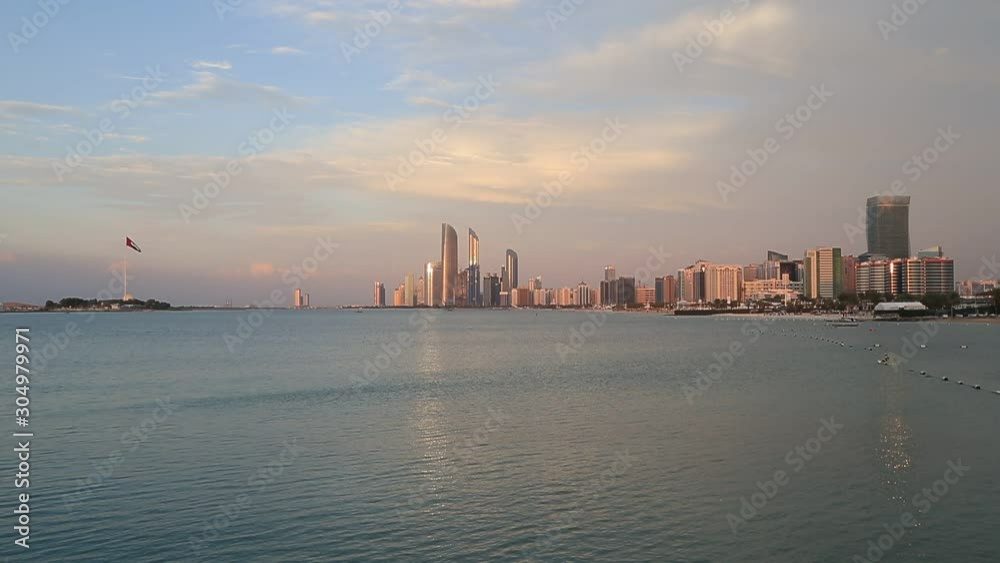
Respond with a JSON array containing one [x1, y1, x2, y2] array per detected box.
[[0, 310, 998, 562]]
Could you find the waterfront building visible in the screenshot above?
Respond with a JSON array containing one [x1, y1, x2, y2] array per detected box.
[[705, 264, 743, 303], [505, 250, 519, 292], [842, 255, 858, 295], [512, 287, 531, 307], [635, 286, 656, 305], [856, 254, 954, 297], [528, 276, 542, 292], [468, 229, 481, 307], [533, 289, 550, 307], [374, 282, 385, 307], [441, 224, 458, 306], [456, 269, 469, 307], [743, 278, 803, 304], [404, 274, 415, 307], [616, 276, 636, 306], [803, 247, 844, 300], [425, 261, 443, 307], [866, 196, 911, 259], [483, 273, 501, 307]]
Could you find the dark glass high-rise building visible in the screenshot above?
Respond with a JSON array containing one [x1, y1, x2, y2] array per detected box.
[[468, 228, 481, 307], [441, 223, 458, 306], [483, 274, 501, 307], [616, 277, 636, 307], [505, 249, 518, 291], [866, 196, 911, 260]]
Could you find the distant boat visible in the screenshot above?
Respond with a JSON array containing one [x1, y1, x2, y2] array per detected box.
[[828, 315, 860, 327]]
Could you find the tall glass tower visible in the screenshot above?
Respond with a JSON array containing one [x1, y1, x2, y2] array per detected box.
[[866, 196, 911, 259], [505, 249, 518, 291], [468, 228, 481, 307], [441, 224, 458, 306]]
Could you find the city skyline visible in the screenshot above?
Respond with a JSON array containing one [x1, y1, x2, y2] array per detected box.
[[367, 189, 975, 309], [2, 1, 999, 306]]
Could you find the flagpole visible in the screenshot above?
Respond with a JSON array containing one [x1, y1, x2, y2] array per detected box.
[[124, 252, 128, 302]]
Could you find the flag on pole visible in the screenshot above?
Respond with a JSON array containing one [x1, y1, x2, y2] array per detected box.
[[126, 237, 142, 253]]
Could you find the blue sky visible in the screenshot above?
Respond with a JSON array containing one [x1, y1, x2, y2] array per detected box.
[[2, 0, 999, 305]]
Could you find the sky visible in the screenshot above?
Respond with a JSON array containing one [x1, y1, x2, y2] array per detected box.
[[1, 0, 999, 306]]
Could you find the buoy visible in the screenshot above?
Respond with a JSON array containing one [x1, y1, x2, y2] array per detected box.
[[957, 381, 964, 385], [974, 385, 981, 390], [941, 376, 948, 381], [920, 371, 926, 375]]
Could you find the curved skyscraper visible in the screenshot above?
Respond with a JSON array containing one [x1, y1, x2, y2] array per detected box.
[[866, 196, 911, 260], [504, 249, 518, 292], [441, 223, 458, 306], [468, 228, 481, 307]]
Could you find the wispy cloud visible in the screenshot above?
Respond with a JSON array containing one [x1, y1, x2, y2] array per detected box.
[[271, 46, 306, 55], [0, 100, 77, 119], [191, 60, 233, 71], [148, 72, 312, 108]]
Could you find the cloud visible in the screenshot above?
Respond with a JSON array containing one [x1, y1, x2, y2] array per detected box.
[[384, 69, 459, 92], [250, 262, 276, 277], [191, 60, 233, 70], [104, 133, 150, 144], [271, 46, 306, 55], [0, 100, 77, 119], [148, 72, 311, 108]]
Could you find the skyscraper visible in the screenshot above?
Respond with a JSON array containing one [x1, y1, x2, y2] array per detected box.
[[456, 268, 469, 306], [425, 261, 443, 307], [615, 276, 636, 307], [655, 275, 678, 306], [468, 228, 481, 307], [505, 249, 518, 291], [404, 273, 415, 307], [441, 224, 458, 306], [866, 196, 911, 259], [374, 282, 385, 307], [293, 288, 303, 309], [804, 247, 844, 300], [604, 265, 616, 281], [483, 274, 501, 307], [705, 265, 743, 303], [842, 256, 858, 295]]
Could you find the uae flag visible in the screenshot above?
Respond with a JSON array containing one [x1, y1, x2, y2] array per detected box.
[[126, 237, 142, 253]]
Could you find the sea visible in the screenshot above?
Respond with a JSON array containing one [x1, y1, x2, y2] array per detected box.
[[0, 309, 997, 562]]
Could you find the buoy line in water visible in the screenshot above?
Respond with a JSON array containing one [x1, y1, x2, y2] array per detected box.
[[760, 325, 998, 397]]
